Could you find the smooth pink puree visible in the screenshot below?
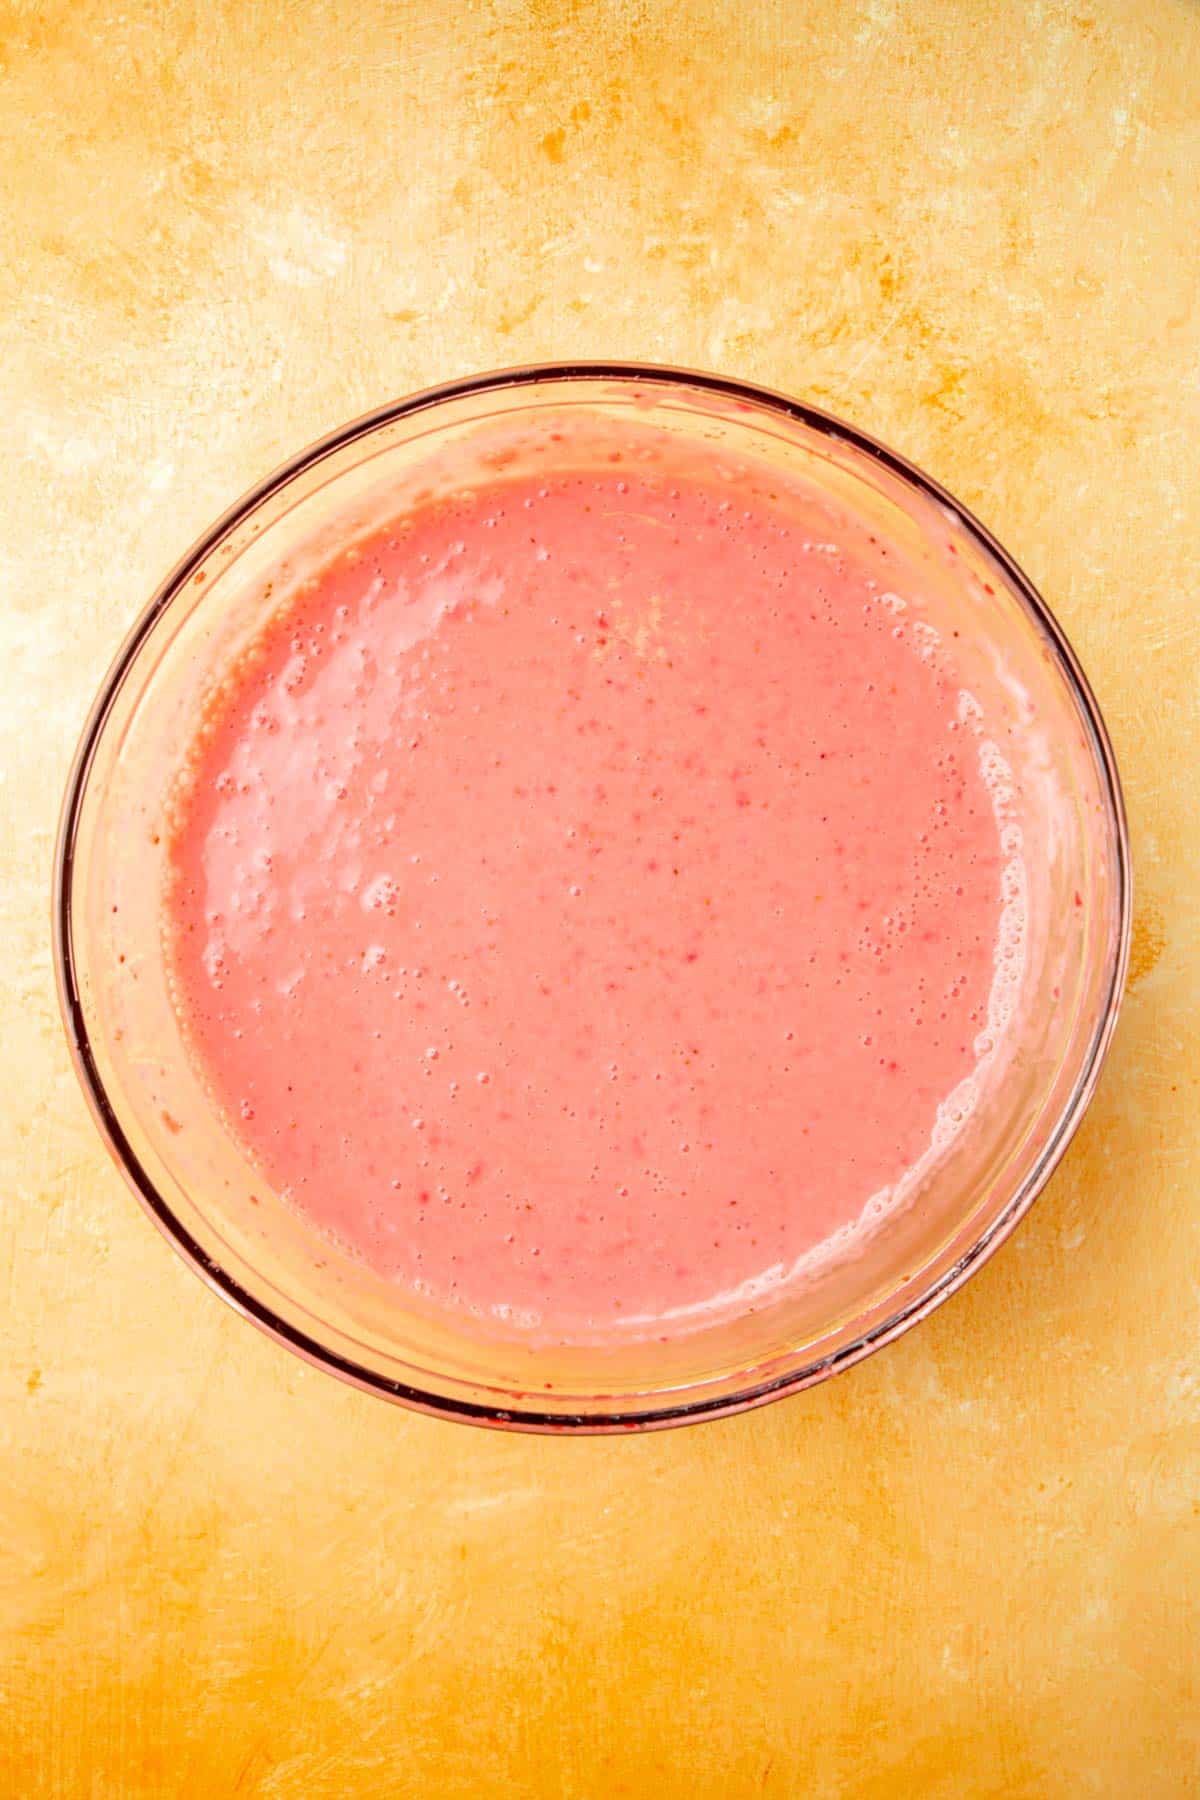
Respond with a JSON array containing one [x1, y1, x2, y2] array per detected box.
[[167, 451, 1007, 1338]]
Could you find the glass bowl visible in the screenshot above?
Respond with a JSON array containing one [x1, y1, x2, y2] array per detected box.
[[53, 363, 1130, 1432]]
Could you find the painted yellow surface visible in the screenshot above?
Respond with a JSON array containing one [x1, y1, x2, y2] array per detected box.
[[2, 1, 1197, 1793]]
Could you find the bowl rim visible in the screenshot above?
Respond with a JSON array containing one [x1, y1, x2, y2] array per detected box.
[[52, 359, 1132, 1433]]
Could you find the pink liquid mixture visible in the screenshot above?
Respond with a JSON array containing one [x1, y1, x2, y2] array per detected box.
[[167, 450, 1009, 1338]]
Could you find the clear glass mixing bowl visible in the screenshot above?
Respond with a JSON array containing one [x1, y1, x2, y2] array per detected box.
[[53, 364, 1130, 1430]]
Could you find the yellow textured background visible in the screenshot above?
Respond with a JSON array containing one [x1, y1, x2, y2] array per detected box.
[[2, 1, 1198, 1793]]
